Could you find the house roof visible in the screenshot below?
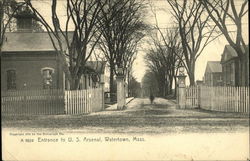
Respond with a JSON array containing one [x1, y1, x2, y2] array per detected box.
[[205, 61, 222, 73], [2, 32, 72, 52], [221, 45, 249, 63], [85, 61, 107, 74]]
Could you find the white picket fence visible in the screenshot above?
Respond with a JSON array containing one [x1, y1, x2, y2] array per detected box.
[[185, 86, 199, 108], [2, 88, 103, 115], [64, 88, 103, 115], [186, 86, 249, 113], [1, 89, 65, 115]]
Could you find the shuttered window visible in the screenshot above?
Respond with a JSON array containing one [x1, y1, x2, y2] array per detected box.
[[7, 70, 16, 90]]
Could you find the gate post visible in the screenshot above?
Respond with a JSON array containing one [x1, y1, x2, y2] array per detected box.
[[176, 71, 187, 109], [116, 75, 126, 110], [100, 73, 105, 110]]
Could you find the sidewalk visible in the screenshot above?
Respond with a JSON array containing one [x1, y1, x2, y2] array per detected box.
[[106, 97, 134, 110]]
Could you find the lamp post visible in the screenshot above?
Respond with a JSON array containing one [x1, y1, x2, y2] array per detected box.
[[176, 63, 186, 109], [116, 66, 126, 110]]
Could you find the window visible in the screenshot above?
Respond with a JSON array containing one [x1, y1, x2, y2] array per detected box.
[[41, 68, 54, 89], [7, 70, 16, 90]]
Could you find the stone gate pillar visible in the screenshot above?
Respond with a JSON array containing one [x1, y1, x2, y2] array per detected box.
[[176, 74, 186, 109], [116, 75, 126, 110]]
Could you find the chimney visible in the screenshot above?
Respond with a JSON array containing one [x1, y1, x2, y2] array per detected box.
[[14, 6, 34, 32]]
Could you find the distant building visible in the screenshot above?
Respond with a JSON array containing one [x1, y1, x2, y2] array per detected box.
[[196, 80, 203, 86], [204, 61, 222, 86], [83, 61, 107, 89], [220, 45, 249, 86]]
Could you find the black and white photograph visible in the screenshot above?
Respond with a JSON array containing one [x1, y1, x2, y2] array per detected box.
[[1, 0, 249, 160]]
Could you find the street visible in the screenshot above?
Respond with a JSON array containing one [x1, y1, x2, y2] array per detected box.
[[2, 98, 249, 160], [2, 98, 249, 134]]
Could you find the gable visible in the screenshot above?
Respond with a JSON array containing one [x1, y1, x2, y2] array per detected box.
[[205, 61, 222, 74], [221, 45, 239, 63], [205, 63, 212, 74]]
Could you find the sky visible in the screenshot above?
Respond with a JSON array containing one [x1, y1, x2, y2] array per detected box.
[[132, 0, 249, 84], [28, 0, 248, 84]]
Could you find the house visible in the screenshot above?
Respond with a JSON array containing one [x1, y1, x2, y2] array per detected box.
[[80, 61, 107, 89], [1, 7, 104, 92], [220, 45, 249, 86], [204, 61, 222, 86], [1, 31, 68, 91]]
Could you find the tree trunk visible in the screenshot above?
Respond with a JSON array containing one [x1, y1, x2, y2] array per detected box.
[[70, 75, 81, 90], [189, 73, 195, 86], [189, 63, 195, 86], [127, 71, 130, 97], [109, 66, 115, 102], [245, 54, 249, 86], [169, 77, 173, 94], [240, 56, 247, 86], [174, 76, 177, 98]]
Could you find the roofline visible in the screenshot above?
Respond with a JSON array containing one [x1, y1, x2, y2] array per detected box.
[[1, 50, 57, 53], [220, 56, 239, 64], [5, 31, 75, 34]]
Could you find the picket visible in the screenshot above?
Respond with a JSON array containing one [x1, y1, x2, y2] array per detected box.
[[64, 88, 103, 115], [186, 86, 199, 108], [1, 89, 65, 115], [185, 86, 249, 113]]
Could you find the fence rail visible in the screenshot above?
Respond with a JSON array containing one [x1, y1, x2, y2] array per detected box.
[[1, 89, 65, 115], [185, 86, 249, 113], [1, 88, 103, 115]]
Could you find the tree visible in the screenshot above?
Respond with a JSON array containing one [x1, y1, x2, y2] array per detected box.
[[201, 0, 249, 86], [97, 0, 146, 100], [141, 70, 159, 97], [126, 54, 136, 97], [167, 0, 219, 86], [145, 26, 183, 97], [153, 29, 183, 96], [0, 0, 24, 52], [148, 5, 183, 97], [25, 0, 108, 90], [128, 75, 141, 97], [145, 49, 167, 96]]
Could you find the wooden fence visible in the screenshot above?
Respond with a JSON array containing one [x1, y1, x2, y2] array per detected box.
[[1, 88, 103, 115], [64, 88, 103, 115], [1, 89, 65, 115], [185, 86, 249, 113], [185, 86, 199, 108]]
